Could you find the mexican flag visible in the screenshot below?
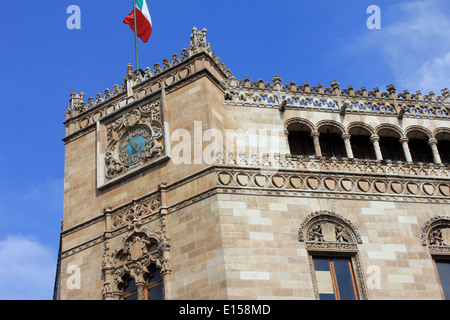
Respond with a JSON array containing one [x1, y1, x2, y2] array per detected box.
[[124, 0, 153, 43]]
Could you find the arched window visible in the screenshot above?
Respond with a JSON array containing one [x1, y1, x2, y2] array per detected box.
[[436, 130, 450, 164], [120, 268, 164, 300], [421, 216, 450, 300], [348, 126, 376, 160], [406, 129, 434, 163], [286, 119, 315, 156], [121, 275, 138, 300], [317, 124, 346, 158], [377, 128, 405, 161], [299, 211, 367, 300], [102, 217, 170, 301]]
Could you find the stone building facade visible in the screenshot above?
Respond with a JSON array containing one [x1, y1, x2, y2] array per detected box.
[[54, 27, 450, 300]]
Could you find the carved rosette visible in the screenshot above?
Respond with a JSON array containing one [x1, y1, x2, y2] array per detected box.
[[104, 101, 164, 181], [102, 217, 171, 300]]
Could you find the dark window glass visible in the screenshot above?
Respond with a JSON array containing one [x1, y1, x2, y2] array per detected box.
[[320, 133, 346, 158], [288, 131, 315, 156], [380, 137, 406, 161], [333, 260, 357, 300], [124, 278, 136, 293], [148, 284, 164, 300], [319, 294, 336, 300], [351, 135, 376, 160], [120, 269, 164, 300], [438, 140, 450, 164], [151, 270, 162, 282], [314, 258, 331, 272], [436, 260, 450, 300], [408, 139, 434, 163]]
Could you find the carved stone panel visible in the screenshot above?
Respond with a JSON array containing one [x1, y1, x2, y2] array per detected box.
[[421, 216, 450, 255], [97, 97, 168, 188], [102, 217, 171, 300], [299, 210, 363, 249]]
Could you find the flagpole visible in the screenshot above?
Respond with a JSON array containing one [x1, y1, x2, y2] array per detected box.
[[133, 0, 139, 73]]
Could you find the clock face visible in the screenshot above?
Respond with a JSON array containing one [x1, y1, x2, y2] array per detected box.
[[118, 126, 152, 166]]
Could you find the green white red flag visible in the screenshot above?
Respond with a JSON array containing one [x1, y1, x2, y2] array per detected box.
[[124, 0, 153, 43]]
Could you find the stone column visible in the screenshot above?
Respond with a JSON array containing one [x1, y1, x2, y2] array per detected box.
[[400, 137, 413, 162], [370, 134, 383, 161], [102, 267, 114, 300], [341, 133, 354, 159], [428, 138, 442, 164], [136, 282, 146, 300], [310, 131, 322, 157]]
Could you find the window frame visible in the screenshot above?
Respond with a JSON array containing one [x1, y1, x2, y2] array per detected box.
[[310, 253, 360, 300], [120, 273, 164, 300], [434, 257, 450, 300]]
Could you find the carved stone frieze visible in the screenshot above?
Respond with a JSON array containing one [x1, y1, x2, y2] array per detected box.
[[109, 195, 162, 230], [214, 152, 450, 180], [215, 156, 450, 201]]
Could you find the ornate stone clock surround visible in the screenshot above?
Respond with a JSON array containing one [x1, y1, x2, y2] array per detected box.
[[96, 90, 169, 189]]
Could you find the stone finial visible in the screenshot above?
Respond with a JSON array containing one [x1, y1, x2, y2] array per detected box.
[[288, 81, 296, 91], [257, 79, 265, 89], [190, 26, 208, 54], [426, 91, 436, 102], [302, 82, 311, 93], [272, 75, 282, 90], [272, 75, 282, 85], [243, 77, 250, 88], [414, 90, 423, 101], [113, 84, 120, 95], [442, 88, 450, 102], [387, 84, 396, 96], [330, 80, 340, 95], [125, 63, 135, 80], [162, 58, 171, 70]]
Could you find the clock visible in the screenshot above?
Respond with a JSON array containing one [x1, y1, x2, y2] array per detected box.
[[118, 126, 153, 166]]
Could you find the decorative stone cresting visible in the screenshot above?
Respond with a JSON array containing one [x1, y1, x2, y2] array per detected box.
[[64, 27, 231, 140], [224, 76, 450, 119]]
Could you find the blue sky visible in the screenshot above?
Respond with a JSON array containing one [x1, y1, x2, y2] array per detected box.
[[0, 0, 449, 300]]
